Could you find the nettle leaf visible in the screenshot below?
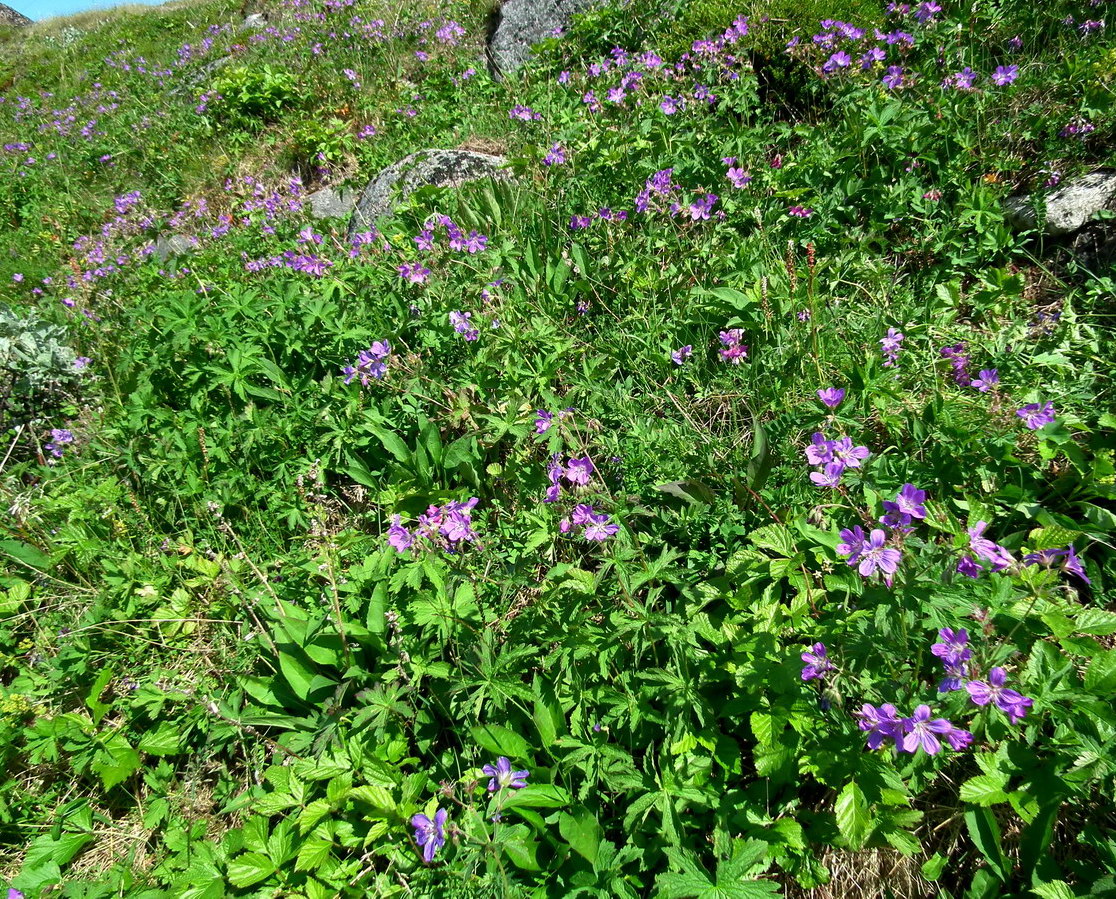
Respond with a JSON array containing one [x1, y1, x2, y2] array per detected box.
[[834, 781, 871, 850], [226, 851, 277, 888], [138, 721, 183, 756], [470, 724, 532, 760], [1084, 650, 1116, 693], [960, 773, 1011, 806], [1075, 609, 1116, 636]]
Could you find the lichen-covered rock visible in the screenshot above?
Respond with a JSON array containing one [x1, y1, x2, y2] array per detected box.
[[1005, 171, 1116, 236], [347, 149, 509, 238], [0, 3, 32, 27], [487, 0, 598, 77], [308, 186, 357, 220], [153, 234, 195, 263]]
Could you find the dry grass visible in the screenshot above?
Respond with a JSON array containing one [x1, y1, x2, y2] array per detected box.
[[783, 847, 935, 899]]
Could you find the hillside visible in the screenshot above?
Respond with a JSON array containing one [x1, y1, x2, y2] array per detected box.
[[1, 0, 1115, 896]]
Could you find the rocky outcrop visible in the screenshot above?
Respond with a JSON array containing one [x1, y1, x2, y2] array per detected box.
[[0, 3, 32, 27], [347, 149, 510, 237], [1005, 171, 1116, 236], [487, 0, 598, 77], [308, 186, 357, 220]]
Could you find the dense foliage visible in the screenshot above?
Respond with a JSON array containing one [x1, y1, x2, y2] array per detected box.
[[1, 0, 1115, 895]]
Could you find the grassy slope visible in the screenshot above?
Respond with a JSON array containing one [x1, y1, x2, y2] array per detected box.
[[1, 0, 1115, 896]]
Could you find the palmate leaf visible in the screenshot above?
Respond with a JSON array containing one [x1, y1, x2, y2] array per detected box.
[[656, 847, 780, 898]]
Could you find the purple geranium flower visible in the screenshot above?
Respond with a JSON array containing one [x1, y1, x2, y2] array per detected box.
[[966, 667, 1033, 723], [565, 457, 595, 486], [971, 369, 999, 392], [968, 521, 1014, 571], [482, 757, 529, 792], [412, 808, 448, 862], [583, 511, 620, 541], [810, 460, 846, 487], [855, 529, 902, 583], [817, 387, 845, 408], [671, 345, 693, 365], [837, 525, 868, 565], [931, 627, 971, 666], [805, 432, 835, 465], [880, 327, 904, 367], [956, 555, 983, 578], [832, 437, 870, 468], [991, 65, 1018, 86], [885, 483, 927, 521], [900, 705, 957, 754], [1016, 402, 1055, 429], [856, 703, 902, 749], [801, 643, 834, 680], [535, 410, 554, 434]]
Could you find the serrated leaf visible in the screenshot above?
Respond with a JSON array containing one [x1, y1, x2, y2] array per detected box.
[[1031, 881, 1077, 899], [298, 799, 332, 834], [349, 784, 395, 813], [138, 722, 182, 756], [502, 783, 570, 809], [1085, 650, 1116, 693], [226, 851, 276, 888], [834, 781, 871, 850], [1075, 609, 1116, 636], [295, 837, 332, 872], [960, 773, 1010, 806]]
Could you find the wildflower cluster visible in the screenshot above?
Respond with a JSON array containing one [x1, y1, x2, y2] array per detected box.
[[387, 498, 480, 553], [805, 431, 870, 487], [559, 503, 621, 541], [717, 328, 748, 364], [342, 340, 391, 385]]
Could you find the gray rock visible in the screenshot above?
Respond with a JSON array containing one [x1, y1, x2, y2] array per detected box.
[[308, 186, 357, 220], [1005, 171, 1116, 236], [0, 3, 32, 27], [348, 149, 510, 238], [488, 0, 598, 77], [168, 54, 234, 97], [242, 13, 267, 29], [153, 234, 195, 263]]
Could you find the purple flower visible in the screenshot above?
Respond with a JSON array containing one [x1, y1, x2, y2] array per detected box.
[[543, 143, 566, 166], [968, 521, 1014, 572], [823, 51, 852, 72], [956, 555, 983, 578], [880, 328, 904, 367], [414, 229, 435, 251], [801, 643, 834, 681], [889, 483, 927, 520], [671, 345, 693, 365], [535, 410, 554, 434], [856, 703, 903, 749], [788, 205, 813, 218], [966, 668, 1033, 723], [810, 460, 846, 487], [726, 166, 752, 188], [971, 369, 999, 392], [900, 705, 958, 754], [1024, 545, 1090, 584], [482, 757, 529, 792], [861, 47, 887, 69], [412, 808, 448, 862], [882, 65, 906, 89], [583, 511, 620, 541], [991, 65, 1018, 86], [939, 659, 969, 694], [817, 387, 845, 408], [73, 356, 91, 371], [1016, 402, 1055, 430], [805, 432, 835, 466], [855, 529, 902, 583], [688, 193, 718, 221], [940, 343, 971, 384], [718, 329, 748, 364], [388, 516, 414, 552], [837, 525, 867, 564], [1063, 545, 1090, 583], [565, 457, 594, 486], [832, 437, 871, 469], [931, 627, 971, 667], [44, 428, 75, 459], [398, 262, 431, 284], [509, 104, 541, 121]]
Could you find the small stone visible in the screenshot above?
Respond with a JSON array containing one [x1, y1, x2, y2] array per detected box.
[[308, 187, 357, 220], [242, 13, 267, 29], [153, 234, 194, 262]]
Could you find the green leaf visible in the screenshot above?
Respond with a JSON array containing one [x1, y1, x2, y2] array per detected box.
[[138, 722, 183, 756], [502, 783, 570, 809], [964, 807, 1010, 882], [1084, 649, 1116, 693], [470, 723, 532, 760], [295, 837, 332, 873], [227, 851, 277, 888], [349, 784, 395, 813], [921, 853, 947, 881], [298, 799, 332, 834], [501, 834, 541, 871], [960, 773, 1010, 806], [1075, 609, 1116, 636], [1031, 881, 1077, 899], [834, 781, 871, 850], [85, 666, 115, 726], [559, 808, 601, 865], [92, 733, 141, 791]]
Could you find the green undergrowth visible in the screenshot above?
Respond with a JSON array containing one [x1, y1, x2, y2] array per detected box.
[[1, 0, 1115, 896]]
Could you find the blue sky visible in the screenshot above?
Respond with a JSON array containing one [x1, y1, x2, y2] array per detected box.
[[11, 0, 169, 21]]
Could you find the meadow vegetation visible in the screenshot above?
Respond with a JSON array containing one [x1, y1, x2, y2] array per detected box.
[[0, 0, 1115, 895]]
